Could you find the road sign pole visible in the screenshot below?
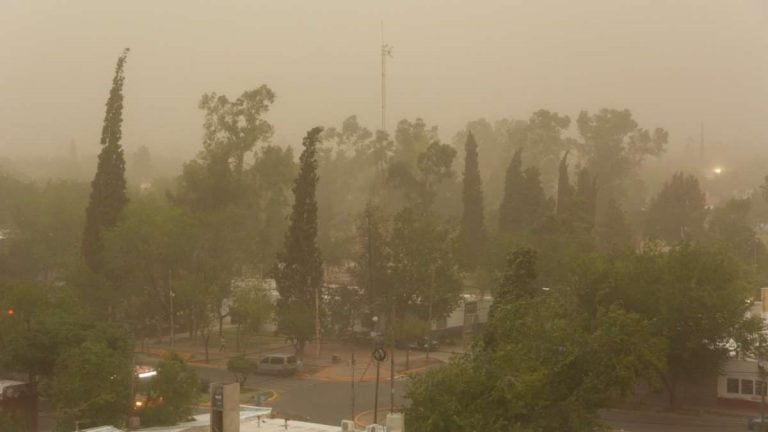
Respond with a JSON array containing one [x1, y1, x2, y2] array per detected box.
[[374, 358, 380, 425], [371, 347, 387, 425]]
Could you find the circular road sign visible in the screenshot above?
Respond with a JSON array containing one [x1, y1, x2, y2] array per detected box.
[[372, 347, 387, 362]]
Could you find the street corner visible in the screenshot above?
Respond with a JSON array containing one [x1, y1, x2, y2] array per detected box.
[[299, 361, 395, 382], [354, 408, 398, 428], [398, 356, 444, 376]]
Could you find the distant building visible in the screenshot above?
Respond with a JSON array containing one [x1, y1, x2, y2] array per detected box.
[[716, 287, 768, 409]]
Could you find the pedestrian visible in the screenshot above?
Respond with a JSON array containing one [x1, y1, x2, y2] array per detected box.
[[219, 338, 226, 352]]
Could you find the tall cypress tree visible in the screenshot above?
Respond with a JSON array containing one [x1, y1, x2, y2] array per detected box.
[[460, 131, 486, 270], [556, 151, 574, 217], [274, 127, 324, 358], [82, 48, 130, 271], [573, 167, 597, 231], [498, 148, 524, 234], [520, 166, 549, 226]]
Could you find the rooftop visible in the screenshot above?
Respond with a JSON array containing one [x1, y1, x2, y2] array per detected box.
[[81, 407, 342, 432]]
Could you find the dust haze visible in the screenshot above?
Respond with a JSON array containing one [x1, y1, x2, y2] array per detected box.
[[2, 0, 766, 162]]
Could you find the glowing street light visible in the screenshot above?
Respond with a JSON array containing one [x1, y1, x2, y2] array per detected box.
[[713, 167, 723, 175]]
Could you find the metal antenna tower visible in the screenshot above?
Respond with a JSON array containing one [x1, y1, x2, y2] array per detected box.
[[381, 22, 393, 132]]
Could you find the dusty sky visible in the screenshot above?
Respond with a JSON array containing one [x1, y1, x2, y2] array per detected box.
[[1, 0, 767, 160]]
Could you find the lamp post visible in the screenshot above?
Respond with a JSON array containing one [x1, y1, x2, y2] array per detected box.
[[372, 315, 381, 425]]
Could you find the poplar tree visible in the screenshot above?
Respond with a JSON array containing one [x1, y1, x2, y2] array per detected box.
[[274, 127, 324, 358], [498, 148, 524, 234], [573, 167, 598, 231], [82, 48, 130, 271], [499, 149, 550, 234], [460, 131, 486, 269], [556, 151, 574, 217]]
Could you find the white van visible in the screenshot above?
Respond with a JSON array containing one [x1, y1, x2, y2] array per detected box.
[[257, 354, 302, 376]]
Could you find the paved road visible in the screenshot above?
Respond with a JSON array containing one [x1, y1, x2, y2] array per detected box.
[[191, 364, 408, 426], [192, 365, 752, 430]]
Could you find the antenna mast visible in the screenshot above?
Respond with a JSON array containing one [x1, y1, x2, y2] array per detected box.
[[381, 22, 392, 132]]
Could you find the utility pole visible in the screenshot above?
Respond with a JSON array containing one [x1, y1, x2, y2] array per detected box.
[[169, 269, 174, 347], [315, 282, 321, 358], [381, 22, 393, 132], [390, 302, 395, 413], [350, 353, 356, 421], [760, 336, 766, 424]]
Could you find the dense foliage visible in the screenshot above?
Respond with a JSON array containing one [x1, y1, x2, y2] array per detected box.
[[82, 48, 130, 273]]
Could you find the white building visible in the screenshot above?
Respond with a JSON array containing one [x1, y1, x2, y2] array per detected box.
[[80, 407, 402, 432], [716, 287, 768, 409]]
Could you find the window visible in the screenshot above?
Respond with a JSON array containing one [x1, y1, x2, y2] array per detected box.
[[727, 378, 739, 394], [269, 357, 284, 365], [742, 379, 754, 395], [287, 356, 297, 364], [758, 381, 767, 396], [464, 302, 478, 314], [260, 358, 269, 364]]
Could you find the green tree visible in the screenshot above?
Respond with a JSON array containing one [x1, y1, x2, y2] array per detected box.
[[460, 131, 486, 270], [0, 177, 89, 283], [555, 151, 574, 217], [353, 202, 392, 319], [0, 283, 134, 430], [453, 117, 526, 210], [50, 335, 133, 430], [494, 247, 539, 305], [393, 118, 438, 164], [0, 414, 25, 432], [82, 48, 130, 272], [572, 244, 757, 408], [226, 355, 259, 386], [576, 108, 667, 210], [102, 196, 197, 332], [230, 282, 272, 352], [251, 145, 297, 271], [646, 172, 707, 243], [572, 167, 597, 231], [594, 198, 632, 251], [141, 354, 200, 426], [317, 116, 386, 264], [518, 109, 573, 190], [407, 289, 664, 431], [707, 198, 766, 269], [387, 206, 462, 328], [498, 148, 524, 233], [388, 140, 457, 210], [176, 86, 275, 211], [274, 127, 324, 358], [498, 150, 551, 234]]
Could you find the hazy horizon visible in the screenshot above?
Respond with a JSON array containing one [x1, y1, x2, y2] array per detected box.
[[1, 0, 767, 160]]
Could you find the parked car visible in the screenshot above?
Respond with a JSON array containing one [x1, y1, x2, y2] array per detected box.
[[408, 338, 440, 352], [257, 354, 302, 376], [749, 417, 768, 431]]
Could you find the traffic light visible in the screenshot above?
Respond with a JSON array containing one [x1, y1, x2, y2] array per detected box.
[[6, 308, 14, 317]]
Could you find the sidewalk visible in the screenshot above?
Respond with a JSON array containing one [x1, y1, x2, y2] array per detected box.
[[299, 342, 458, 382]]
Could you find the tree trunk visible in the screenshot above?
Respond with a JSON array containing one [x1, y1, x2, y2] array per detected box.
[[660, 371, 678, 410], [236, 323, 241, 353], [218, 313, 224, 339], [405, 348, 410, 371], [203, 331, 211, 363], [296, 339, 306, 361]]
